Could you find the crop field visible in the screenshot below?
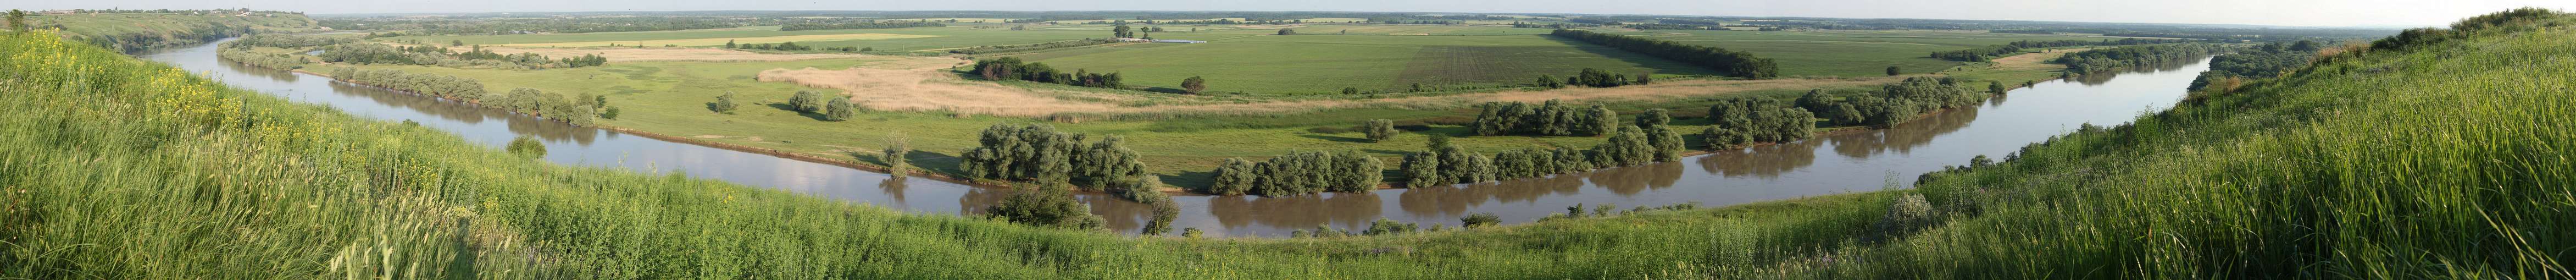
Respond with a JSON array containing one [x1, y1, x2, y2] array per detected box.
[[492, 33, 947, 47], [1011, 34, 1716, 94], [1611, 29, 2098, 77]]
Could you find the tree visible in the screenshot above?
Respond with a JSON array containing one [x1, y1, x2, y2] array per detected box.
[[1635, 108, 1671, 127], [1180, 76, 1207, 94], [1886, 65, 1902, 76], [1141, 199, 1177, 235], [1646, 125, 1685, 162], [602, 106, 621, 119], [725, 40, 736, 49], [1112, 24, 1134, 38], [986, 188, 1103, 229], [1703, 125, 1748, 150], [1363, 119, 1398, 142], [882, 133, 911, 178], [1461, 213, 1501, 228], [1275, 28, 1296, 35], [1208, 158, 1257, 195], [824, 97, 856, 121], [5, 9, 25, 33], [450, 40, 463, 46], [712, 91, 739, 114], [789, 90, 825, 113], [1989, 80, 2007, 94], [1400, 151, 1441, 187], [506, 136, 546, 158], [1634, 72, 1653, 85]]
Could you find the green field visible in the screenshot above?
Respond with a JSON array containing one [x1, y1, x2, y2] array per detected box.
[[397, 26, 1112, 52], [1611, 29, 2100, 77], [15, 10, 2571, 278], [1012, 33, 1716, 94]]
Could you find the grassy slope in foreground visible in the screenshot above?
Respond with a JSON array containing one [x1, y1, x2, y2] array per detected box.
[[7, 8, 2573, 278]]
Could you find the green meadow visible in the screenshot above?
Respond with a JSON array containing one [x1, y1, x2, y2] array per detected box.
[[1011, 33, 1718, 94]]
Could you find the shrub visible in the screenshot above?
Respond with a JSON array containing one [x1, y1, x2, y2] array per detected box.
[[824, 97, 856, 121], [1461, 213, 1501, 228], [985, 187, 1103, 229], [882, 134, 911, 178], [1363, 119, 1397, 142], [712, 91, 739, 114], [1364, 218, 1418, 235], [505, 136, 546, 158], [790, 90, 825, 113]]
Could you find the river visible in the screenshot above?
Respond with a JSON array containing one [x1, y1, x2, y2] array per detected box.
[[145, 40, 2209, 237]]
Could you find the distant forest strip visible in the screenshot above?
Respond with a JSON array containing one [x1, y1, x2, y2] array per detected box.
[[948, 39, 1120, 54], [1928, 38, 2190, 62], [776, 20, 946, 31], [318, 17, 740, 35], [2053, 43, 2226, 75], [1547, 29, 1778, 79]]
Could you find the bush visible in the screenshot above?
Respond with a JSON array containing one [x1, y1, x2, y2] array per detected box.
[[1181, 76, 1207, 94], [505, 136, 546, 158], [1363, 218, 1418, 235], [790, 90, 825, 113], [985, 187, 1104, 229], [824, 97, 856, 121], [712, 91, 739, 114], [882, 134, 910, 178], [1363, 119, 1397, 142], [1461, 213, 1501, 228]]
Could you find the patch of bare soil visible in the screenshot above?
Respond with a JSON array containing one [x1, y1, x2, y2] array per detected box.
[[447, 46, 880, 62]]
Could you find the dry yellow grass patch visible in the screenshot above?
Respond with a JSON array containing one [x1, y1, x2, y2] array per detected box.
[[492, 33, 944, 48], [446, 46, 879, 62], [1990, 47, 2092, 71]]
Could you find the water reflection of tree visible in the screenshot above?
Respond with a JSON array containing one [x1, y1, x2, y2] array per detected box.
[[1829, 106, 1979, 159], [1584, 161, 1684, 196], [216, 59, 299, 83], [1207, 193, 1383, 232], [1078, 195, 1156, 233], [2072, 57, 2205, 85], [1695, 140, 1819, 178], [878, 177, 908, 206], [1398, 174, 1586, 217]]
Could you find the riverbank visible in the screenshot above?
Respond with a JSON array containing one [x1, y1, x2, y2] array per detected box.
[[238, 42, 2077, 197]]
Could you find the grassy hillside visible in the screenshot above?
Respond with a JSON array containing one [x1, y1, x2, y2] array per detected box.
[[30, 11, 321, 52], [4, 8, 2570, 278]]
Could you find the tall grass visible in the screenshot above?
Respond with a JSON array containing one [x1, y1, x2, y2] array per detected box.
[[3, 8, 2571, 278]]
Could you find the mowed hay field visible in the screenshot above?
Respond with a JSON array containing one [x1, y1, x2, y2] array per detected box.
[[398, 26, 1112, 52], [1614, 29, 2100, 77], [1012, 33, 1718, 94]]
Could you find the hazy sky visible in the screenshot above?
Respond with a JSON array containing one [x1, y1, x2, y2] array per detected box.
[[20, 0, 2573, 28]]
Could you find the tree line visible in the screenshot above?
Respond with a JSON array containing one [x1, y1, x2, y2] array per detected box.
[[318, 42, 607, 69], [1403, 116, 1691, 188], [950, 39, 1120, 54], [324, 67, 606, 126], [215, 43, 308, 70], [229, 34, 355, 48], [777, 20, 945, 31], [724, 40, 813, 51], [1469, 100, 1620, 136], [317, 17, 739, 35], [1535, 68, 1652, 89], [1701, 97, 1817, 149], [2054, 43, 2224, 75], [1787, 76, 1989, 129], [968, 57, 1127, 90], [956, 124, 1157, 195], [1203, 150, 1383, 196], [2191, 40, 2325, 92], [1929, 38, 2190, 62], [1548, 29, 1778, 79]]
